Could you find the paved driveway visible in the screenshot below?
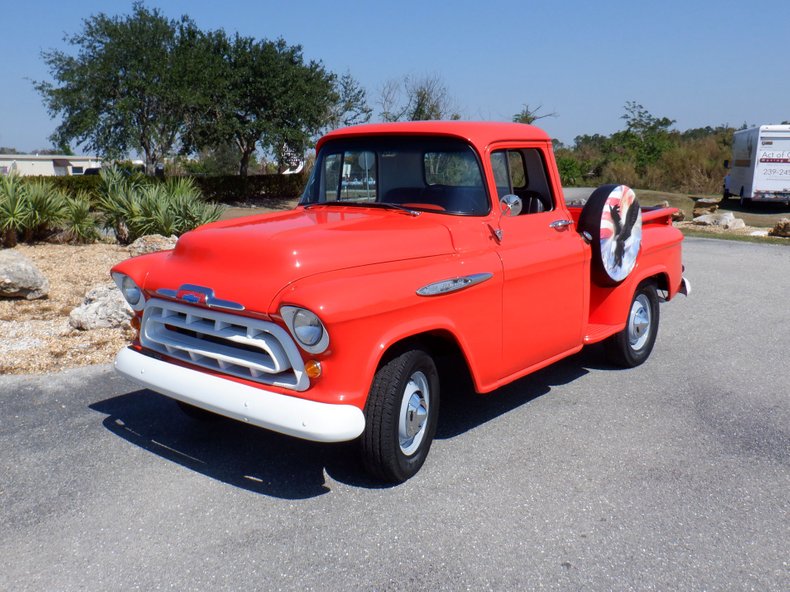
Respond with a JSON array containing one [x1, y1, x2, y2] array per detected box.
[[1, 237, 788, 591]]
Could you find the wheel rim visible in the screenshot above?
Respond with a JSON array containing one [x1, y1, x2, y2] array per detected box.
[[628, 294, 651, 351], [398, 370, 430, 456]]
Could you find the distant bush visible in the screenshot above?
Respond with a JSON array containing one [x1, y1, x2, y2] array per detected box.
[[554, 103, 734, 194], [190, 173, 306, 202], [38, 175, 103, 199]]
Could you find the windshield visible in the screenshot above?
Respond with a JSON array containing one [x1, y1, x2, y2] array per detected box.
[[300, 136, 490, 215]]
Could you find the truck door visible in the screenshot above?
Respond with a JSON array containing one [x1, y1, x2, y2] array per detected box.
[[491, 146, 587, 376]]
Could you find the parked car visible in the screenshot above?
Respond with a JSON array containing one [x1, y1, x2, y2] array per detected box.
[[112, 121, 689, 482]]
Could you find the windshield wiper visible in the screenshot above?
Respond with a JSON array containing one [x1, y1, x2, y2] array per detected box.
[[304, 201, 420, 216]]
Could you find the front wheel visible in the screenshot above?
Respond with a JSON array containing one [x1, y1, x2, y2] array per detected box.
[[361, 349, 440, 483], [606, 282, 660, 367]]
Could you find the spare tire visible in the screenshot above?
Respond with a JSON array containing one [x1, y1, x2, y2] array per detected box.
[[579, 184, 643, 286]]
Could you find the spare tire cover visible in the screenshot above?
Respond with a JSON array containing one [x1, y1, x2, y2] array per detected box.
[[579, 184, 642, 285]]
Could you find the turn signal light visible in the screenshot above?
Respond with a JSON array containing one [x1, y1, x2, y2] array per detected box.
[[130, 315, 141, 334], [304, 360, 322, 379]]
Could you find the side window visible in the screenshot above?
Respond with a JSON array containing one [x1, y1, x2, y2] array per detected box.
[[491, 152, 509, 196], [490, 148, 554, 214]]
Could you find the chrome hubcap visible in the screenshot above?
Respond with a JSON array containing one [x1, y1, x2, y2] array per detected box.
[[399, 371, 430, 456], [628, 294, 651, 350]]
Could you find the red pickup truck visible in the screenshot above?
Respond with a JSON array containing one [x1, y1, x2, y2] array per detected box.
[[112, 121, 689, 482]]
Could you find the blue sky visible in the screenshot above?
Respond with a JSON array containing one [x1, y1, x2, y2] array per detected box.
[[1, 0, 787, 154]]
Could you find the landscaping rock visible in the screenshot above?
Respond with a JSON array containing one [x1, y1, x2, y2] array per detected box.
[[69, 284, 132, 330], [0, 250, 50, 300], [128, 234, 178, 257], [692, 211, 745, 230], [672, 209, 686, 222], [693, 205, 719, 217], [692, 198, 720, 217], [769, 218, 790, 238]]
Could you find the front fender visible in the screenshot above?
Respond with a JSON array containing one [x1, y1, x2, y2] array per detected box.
[[271, 252, 504, 408]]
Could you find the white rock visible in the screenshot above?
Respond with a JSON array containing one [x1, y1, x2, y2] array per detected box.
[[69, 284, 132, 330], [128, 234, 178, 257], [0, 250, 50, 300], [692, 211, 746, 230]]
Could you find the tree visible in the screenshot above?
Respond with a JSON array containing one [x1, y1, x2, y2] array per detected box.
[[379, 74, 459, 122], [615, 101, 676, 174], [513, 103, 556, 125], [184, 33, 336, 176], [35, 3, 203, 173], [324, 71, 372, 131]]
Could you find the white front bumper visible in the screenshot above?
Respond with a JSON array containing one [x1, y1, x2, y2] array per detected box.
[[114, 347, 365, 443]]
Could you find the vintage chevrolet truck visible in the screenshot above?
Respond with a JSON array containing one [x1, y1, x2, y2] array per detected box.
[[112, 121, 689, 482]]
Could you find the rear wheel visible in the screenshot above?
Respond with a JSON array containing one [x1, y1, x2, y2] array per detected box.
[[361, 349, 440, 483], [739, 187, 750, 208], [606, 282, 660, 367]]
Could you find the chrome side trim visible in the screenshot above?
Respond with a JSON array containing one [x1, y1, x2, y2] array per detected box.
[[416, 273, 494, 297]]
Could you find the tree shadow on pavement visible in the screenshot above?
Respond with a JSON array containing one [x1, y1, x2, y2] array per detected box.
[[90, 344, 609, 498]]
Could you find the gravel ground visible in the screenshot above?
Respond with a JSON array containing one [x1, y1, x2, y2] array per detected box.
[[0, 243, 134, 374]]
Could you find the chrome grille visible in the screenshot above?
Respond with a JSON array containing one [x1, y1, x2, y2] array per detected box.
[[140, 299, 308, 391]]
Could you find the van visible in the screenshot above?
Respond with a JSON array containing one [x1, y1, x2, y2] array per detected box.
[[724, 125, 790, 206]]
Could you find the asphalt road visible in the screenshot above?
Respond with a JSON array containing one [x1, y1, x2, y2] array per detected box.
[[1, 237, 788, 591]]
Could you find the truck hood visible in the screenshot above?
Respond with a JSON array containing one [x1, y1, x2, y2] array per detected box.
[[137, 206, 455, 313]]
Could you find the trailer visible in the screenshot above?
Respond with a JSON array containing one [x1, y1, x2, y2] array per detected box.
[[724, 125, 790, 206]]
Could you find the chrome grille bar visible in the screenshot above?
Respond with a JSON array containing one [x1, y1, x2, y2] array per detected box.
[[140, 299, 308, 391]]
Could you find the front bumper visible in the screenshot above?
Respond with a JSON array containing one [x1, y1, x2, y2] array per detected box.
[[114, 347, 366, 443], [679, 276, 691, 296]]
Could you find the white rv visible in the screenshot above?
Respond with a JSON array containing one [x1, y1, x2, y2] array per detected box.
[[725, 125, 790, 206]]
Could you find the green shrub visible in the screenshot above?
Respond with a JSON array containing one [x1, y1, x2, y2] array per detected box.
[[44, 175, 103, 200], [0, 174, 32, 248], [189, 173, 306, 202], [95, 166, 223, 244], [24, 179, 67, 241], [63, 191, 100, 243]]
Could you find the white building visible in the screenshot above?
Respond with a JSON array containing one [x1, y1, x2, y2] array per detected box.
[[0, 154, 103, 176]]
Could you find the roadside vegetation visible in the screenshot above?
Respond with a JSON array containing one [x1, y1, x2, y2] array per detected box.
[[553, 102, 735, 195], [0, 168, 222, 248]]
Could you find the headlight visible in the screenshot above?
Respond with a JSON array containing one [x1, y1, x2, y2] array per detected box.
[[293, 309, 323, 346], [112, 272, 145, 311], [280, 306, 329, 354]]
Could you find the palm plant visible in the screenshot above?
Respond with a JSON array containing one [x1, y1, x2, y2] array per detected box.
[[0, 174, 32, 248], [24, 179, 67, 241], [63, 191, 100, 243], [135, 184, 178, 238], [96, 166, 143, 244]]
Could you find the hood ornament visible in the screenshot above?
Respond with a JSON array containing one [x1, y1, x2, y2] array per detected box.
[[156, 284, 245, 311]]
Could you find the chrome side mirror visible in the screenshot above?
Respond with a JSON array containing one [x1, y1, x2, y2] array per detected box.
[[500, 194, 522, 217]]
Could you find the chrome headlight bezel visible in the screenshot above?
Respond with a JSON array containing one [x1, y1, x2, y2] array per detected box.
[[112, 272, 145, 311], [280, 305, 329, 354]]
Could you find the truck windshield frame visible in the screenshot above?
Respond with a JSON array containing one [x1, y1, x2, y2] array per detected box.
[[300, 136, 491, 216]]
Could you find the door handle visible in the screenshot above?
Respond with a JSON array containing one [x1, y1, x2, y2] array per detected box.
[[549, 219, 574, 231]]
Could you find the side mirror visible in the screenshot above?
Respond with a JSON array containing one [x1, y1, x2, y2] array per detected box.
[[500, 194, 523, 217]]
